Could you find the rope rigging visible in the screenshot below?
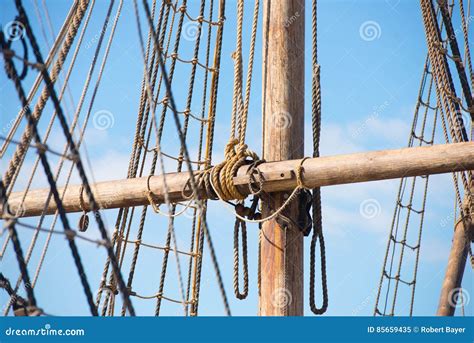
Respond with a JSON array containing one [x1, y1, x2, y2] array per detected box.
[[1, 0, 472, 318], [421, 0, 473, 260], [309, 0, 328, 316], [374, 55, 439, 316], [374, 0, 473, 316], [1, 0, 135, 316], [93, 0, 233, 317]]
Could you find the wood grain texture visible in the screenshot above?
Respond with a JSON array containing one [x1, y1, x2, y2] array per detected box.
[[259, 0, 305, 316], [2, 143, 474, 218], [437, 197, 473, 316]]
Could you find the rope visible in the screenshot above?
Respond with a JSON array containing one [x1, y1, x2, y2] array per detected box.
[[0, 0, 96, 274], [1, 27, 98, 315], [3, 0, 90, 191], [133, 0, 189, 316], [0, 273, 42, 316], [421, 0, 472, 218], [132, 0, 232, 316], [30, 0, 122, 315], [229, 0, 259, 144], [233, 215, 248, 299], [459, 0, 474, 92], [2, 216, 36, 308], [189, 0, 226, 316], [97, 0, 166, 316], [12, 0, 135, 315], [210, 139, 258, 201], [0, 0, 80, 158], [438, 0, 473, 116], [374, 5, 443, 314], [309, 0, 328, 315]]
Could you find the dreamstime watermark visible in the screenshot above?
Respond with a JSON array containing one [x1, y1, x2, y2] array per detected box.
[[352, 287, 378, 315], [284, 11, 300, 28], [447, 15, 474, 42], [440, 210, 456, 228], [271, 111, 293, 129], [3, 20, 25, 42], [4, 323, 85, 337], [359, 21, 382, 41], [85, 22, 109, 49], [448, 288, 470, 309], [93, 110, 115, 130], [271, 287, 293, 309], [182, 202, 199, 220], [359, 198, 382, 219], [351, 100, 390, 138], [182, 21, 201, 42], [271, 11, 301, 41]]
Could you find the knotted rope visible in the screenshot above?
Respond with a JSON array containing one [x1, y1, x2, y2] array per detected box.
[[210, 139, 259, 201]]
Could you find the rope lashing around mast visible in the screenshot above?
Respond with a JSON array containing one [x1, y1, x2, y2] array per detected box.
[[211, 139, 259, 201], [169, 149, 315, 224], [141, 135, 324, 230], [144, 140, 319, 226], [147, 143, 320, 303]]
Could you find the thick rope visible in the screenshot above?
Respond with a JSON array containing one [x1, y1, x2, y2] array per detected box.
[[139, 0, 232, 316], [210, 139, 259, 201], [13, 0, 135, 315], [3, 0, 90, 191], [0, 29, 98, 315], [233, 215, 248, 300], [1, 1, 97, 311], [309, 0, 328, 315]]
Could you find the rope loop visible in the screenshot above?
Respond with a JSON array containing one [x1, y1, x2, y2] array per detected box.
[[296, 157, 311, 189], [233, 215, 248, 300]]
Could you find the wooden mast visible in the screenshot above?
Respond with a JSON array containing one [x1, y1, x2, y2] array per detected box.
[[437, 194, 473, 316], [259, 0, 305, 315]]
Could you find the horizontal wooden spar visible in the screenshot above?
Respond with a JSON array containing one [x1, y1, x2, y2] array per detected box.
[[2, 142, 474, 218]]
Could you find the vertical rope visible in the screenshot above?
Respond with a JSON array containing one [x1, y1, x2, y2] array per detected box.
[[309, 0, 328, 315]]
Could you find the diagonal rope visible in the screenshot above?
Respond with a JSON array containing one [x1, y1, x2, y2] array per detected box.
[[12, 0, 135, 316], [139, 0, 231, 316]]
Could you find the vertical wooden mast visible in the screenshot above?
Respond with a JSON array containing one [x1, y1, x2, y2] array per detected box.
[[259, 0, 305, 316]]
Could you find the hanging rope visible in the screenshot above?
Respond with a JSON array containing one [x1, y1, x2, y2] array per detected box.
[[233, 213, 249, 300], [309, 0, 328, 315], [1, 187, 36, 309], [0, 273, 42, 316]]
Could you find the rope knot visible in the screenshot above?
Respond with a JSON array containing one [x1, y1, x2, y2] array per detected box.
[[205, 140, 260, 201]]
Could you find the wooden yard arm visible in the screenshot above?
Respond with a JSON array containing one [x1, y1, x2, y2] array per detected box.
[[2, 142, 474, 218]]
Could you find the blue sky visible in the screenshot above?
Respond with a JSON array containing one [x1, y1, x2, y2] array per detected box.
[[1, 0, 473, 316]]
